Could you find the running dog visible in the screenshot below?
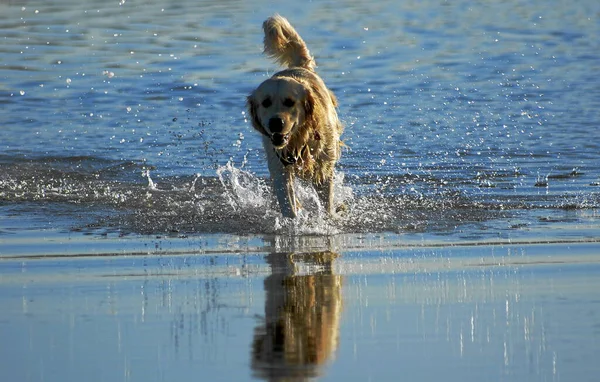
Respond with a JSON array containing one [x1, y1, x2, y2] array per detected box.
[[247, 15, 343, 218]]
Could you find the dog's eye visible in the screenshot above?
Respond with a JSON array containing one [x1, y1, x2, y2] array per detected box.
[[283, 98, 295, 107], [261, 98, 272, 108]]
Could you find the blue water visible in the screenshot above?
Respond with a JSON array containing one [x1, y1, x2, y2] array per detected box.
[[2, 243, 600, 382], [1, 0, 600, 242], [1, 1, 600, 381]]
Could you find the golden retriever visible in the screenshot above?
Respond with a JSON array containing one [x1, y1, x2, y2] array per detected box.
[[247, 15, 343, 218]]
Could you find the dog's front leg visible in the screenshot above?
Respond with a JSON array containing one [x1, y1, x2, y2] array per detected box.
[[263, 138, 298, 218], [281, 166, 298, 218], [317, 175, 335, 216]]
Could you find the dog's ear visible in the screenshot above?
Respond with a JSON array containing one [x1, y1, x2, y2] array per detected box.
[[247, 94, 268, 136]]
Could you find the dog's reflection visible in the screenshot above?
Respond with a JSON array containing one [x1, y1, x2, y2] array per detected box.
[[252, 251, 343, 381]]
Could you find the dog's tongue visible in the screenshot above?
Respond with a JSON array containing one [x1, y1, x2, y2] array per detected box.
[[271, 133, 287, 146]]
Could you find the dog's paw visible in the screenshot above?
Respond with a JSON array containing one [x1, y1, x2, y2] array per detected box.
[[324, 202, 348, 221], [335, 203, 348, 214]]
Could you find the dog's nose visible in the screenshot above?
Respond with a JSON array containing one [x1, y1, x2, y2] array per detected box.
[[268, 117, 284, 133]]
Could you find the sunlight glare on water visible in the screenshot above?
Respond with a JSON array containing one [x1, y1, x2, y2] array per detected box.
[[0, 0, 599, 242], [1, 1, 600, 382]]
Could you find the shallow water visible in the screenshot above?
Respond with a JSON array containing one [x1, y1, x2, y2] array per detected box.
[[2, 243, 600, 381], [1, 0, 599, 242], [1, 0, 600, 380]]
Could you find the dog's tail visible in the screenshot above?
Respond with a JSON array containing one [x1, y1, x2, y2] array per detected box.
[[263, 15, 315, 71]]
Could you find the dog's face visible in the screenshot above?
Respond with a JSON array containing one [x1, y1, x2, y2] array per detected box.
[[248, 77, 311, 148]]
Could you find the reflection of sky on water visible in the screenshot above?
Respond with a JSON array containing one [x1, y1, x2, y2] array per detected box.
[[1, 243, 599, 381]]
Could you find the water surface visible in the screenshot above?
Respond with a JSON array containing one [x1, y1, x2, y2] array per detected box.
[[2, 243, 600, 381], [1, 0, 600, 380], [1, 0, 599, 242]]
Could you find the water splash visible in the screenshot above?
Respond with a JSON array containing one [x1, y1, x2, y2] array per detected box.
[[216, 160, 346, 236], [216, 160, 270, 211], [1, 157, 598, 238], [143, 169, 158, 190]]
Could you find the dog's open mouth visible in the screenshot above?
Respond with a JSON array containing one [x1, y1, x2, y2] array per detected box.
[[271, 133, 289, 147]]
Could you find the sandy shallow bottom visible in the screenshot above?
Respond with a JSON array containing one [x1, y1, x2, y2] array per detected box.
[[1, 237, 600, 382]]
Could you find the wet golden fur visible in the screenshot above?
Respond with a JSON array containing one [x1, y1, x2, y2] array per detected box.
[[247, 15, 343, 217]]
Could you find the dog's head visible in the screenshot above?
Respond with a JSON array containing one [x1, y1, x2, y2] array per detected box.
[[247, 77, 314, 148]]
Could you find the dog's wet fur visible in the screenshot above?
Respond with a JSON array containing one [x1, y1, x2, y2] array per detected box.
[[247, 15, 343, 218]]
